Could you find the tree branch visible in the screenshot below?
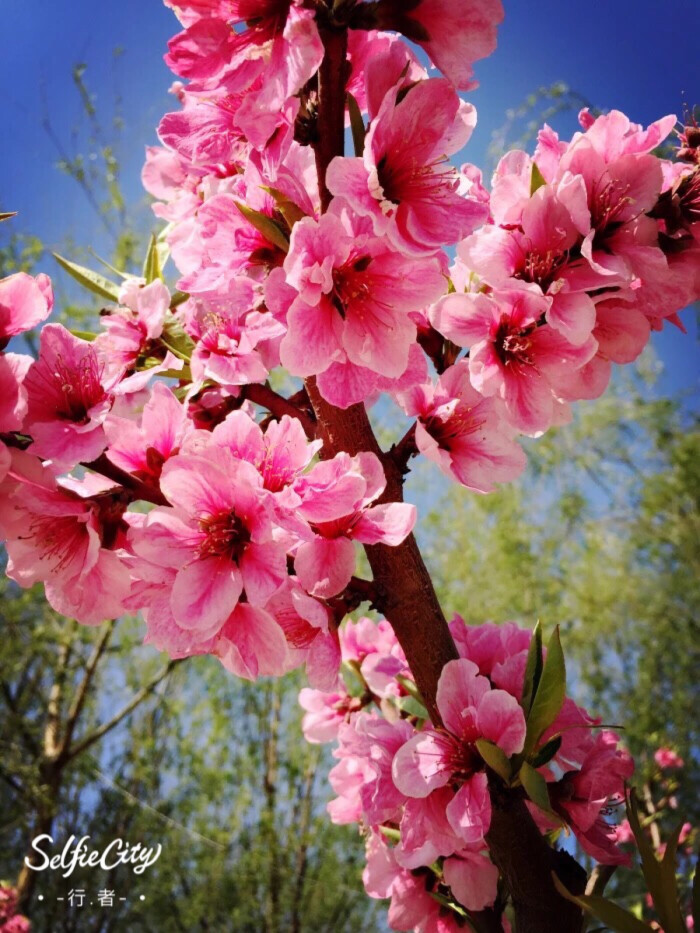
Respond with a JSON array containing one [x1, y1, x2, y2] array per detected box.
[[389, 422, 418, 475], [243, 382, 317, 440], [83, 454, 170, 506], [59, 620, 116, 759], [65, 661, 180, 762]]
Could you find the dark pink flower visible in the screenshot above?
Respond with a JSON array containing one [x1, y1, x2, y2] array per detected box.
[[399, 360, 526, 492], [327, 78, 487, 256], [392, 659, 526, 848], [129, 450, 287, 637], [654, 747, 685, 770], [432, 286, 597, 435]]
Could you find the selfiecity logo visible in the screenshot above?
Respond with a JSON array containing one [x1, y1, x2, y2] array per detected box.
[[24, 835, 162, 878]]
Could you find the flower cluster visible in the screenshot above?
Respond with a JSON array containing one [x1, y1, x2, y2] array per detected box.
[[0, 1, 696, 688], [0, 278, 415, 678], [301, 616, 633, 930], [0, 884, 30, 933]]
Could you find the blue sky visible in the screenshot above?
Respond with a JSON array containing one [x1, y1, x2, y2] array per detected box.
[[1, 0, 698, 394]]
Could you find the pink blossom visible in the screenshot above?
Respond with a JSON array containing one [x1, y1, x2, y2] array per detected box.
[[385, 0, 504, 92], [299, 687, 357, 744], [201, 409, 322, 498], [442, 849, 500, 913], [23, 325, 124, 467], [264, 579, 340, 690], [0, 271, 53, 343], [327, 78, 487, 256], [128, 449, 287, 638], [553, 730, 634, 866], [398, 360, 526, 492], [654, 747, 685, 770], [215, 602, 289, 679], [0, 468, 131, 625], [186, 283, 285, 387], [0, 353, 33, 481], [328, 713, 413, 825], [393, 659, 526, 846], [96, 279, 171, 370], [363, 833, 464, 932], [105, 382, 193, 481], [279, 209, 445, 393], [432, 285, 598, 435], [293, 451, 416, 598]]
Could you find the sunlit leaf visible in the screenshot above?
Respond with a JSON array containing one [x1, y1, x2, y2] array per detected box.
[[524, 626, 566, 755], [234, 202, 289, 253], [53, 253, 121, 302], [475, 738, 512, 782]]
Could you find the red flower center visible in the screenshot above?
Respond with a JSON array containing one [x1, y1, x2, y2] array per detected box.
[[198, 509, 251, 561]]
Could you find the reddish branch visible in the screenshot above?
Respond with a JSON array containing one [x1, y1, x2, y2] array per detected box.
[[243, 382, 317, 440], [84, 453, 169, 506], [305, 9, 588, 930]]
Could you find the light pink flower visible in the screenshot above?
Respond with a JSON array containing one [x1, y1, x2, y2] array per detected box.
[[264, 578, 340, 690], [96, 279, 171, 370], [386, 0, 504, 92], [105, 382, 193, 482], [293, 451, 416, 598], [327, 78, 487, 256], [0, 271, 53, 343], [654, 747, 685, 770], [328, 713, 413, 826], [23, 325, 125, 467], [129, 450, 287, 637], [399, 360, 526, 492], [393, 659, 526, 848], [432, 285, 598, 435], [0, 353, 33, 482], [279, 210, 445, 391], [0, 468, 131, 624]]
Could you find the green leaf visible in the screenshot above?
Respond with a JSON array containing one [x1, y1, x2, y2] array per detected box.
[[475, 738, 512, 782], [341, 660, 367, 698], [68, 329, 98, 342], [0, 211, 17, 222], [519, 761, 560, 822], [521, 620, 543, 715], [260, 186, 307, 230], [524, 625, 566, 755], [53, 253, 121, 302], [552, 874, 652, 933], [234, 202, 289, 253], [378, 825, 400, 843], [396, 675, 428, 710], [529, 734, 562, 769], [87, 249, 128, 280], [428, 891, 469, 918], [160, 319, 195, 362], [347, 92, 366, 157], [170, 290, 190, 308], [530, 161, 547, 195], [398, 695, 429, 720], [143, 233, 162, 283]]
